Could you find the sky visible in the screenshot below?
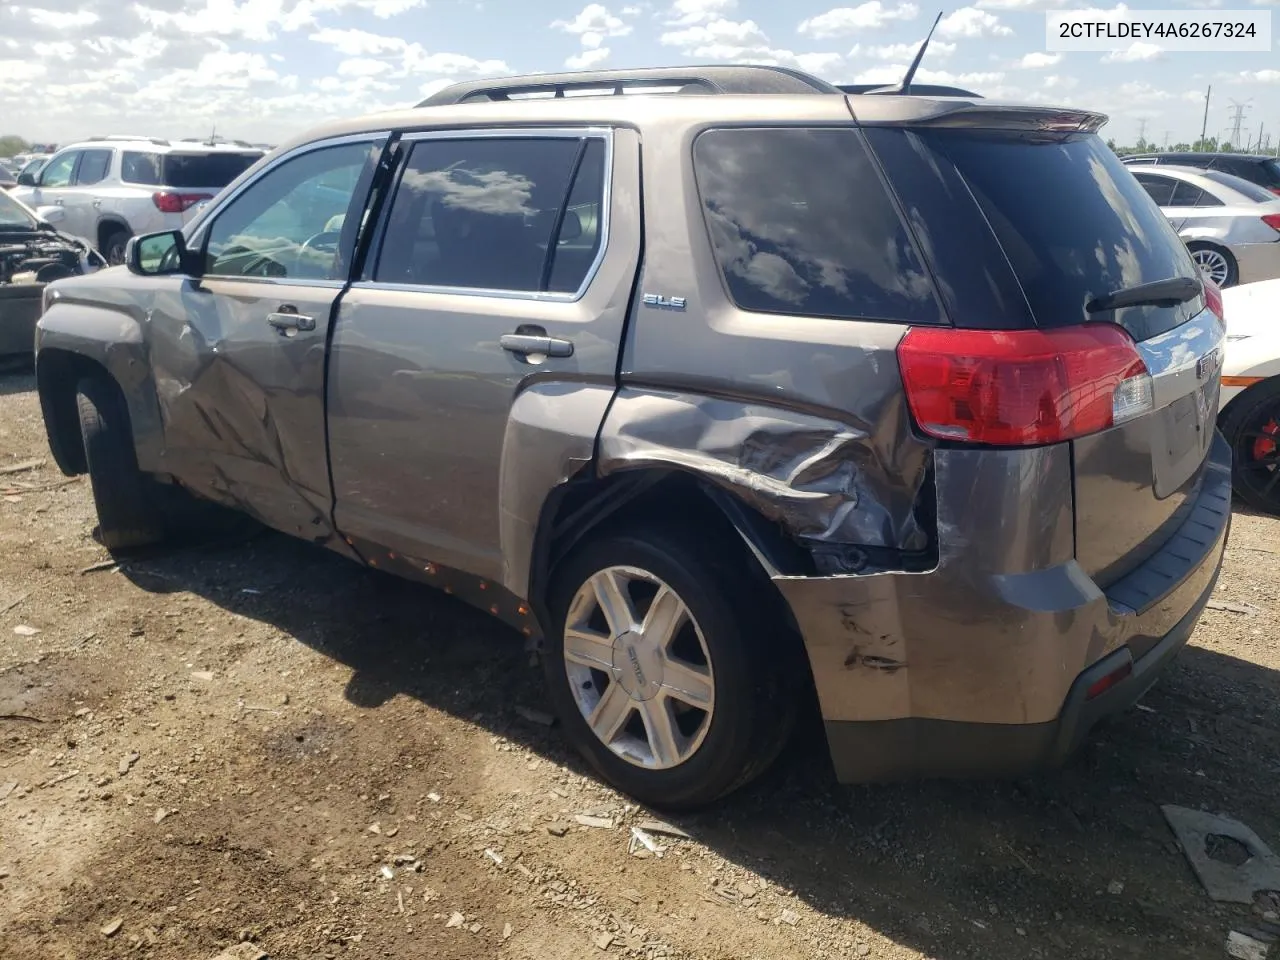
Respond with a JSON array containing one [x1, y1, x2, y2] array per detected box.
[[0, 0, 1277, 150]]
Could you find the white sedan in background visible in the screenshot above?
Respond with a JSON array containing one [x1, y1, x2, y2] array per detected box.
[[1218, 276, 1280, 512]]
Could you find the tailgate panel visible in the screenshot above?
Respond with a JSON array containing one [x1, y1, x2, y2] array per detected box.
[[1073, 307, 1224, 585]]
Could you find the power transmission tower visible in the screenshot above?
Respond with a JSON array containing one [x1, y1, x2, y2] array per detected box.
[[1163, 130, 1170, 150], [1227, 99, 1251, 148], [1137, 118, 1148, 145]]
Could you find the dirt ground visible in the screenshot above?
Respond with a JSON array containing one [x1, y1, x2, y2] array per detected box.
[[3, 360, 1280, 960]]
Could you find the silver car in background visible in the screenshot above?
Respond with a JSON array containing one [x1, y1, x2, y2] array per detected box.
[[1131, 164, 1280, 288]]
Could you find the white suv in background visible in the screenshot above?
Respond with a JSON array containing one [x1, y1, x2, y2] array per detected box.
[[11, 136, 265, 264]]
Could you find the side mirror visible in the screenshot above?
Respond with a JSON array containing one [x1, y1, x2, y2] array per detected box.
[[559, 210, 583, 243], [127, 230, 198, 277], [36, 205, 64, 225], [17, 172, 36, 187]]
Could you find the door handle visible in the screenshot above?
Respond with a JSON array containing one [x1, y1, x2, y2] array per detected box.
[[267, 309, 316, 334], [92, 199, 101, 208], [54, 199, 63, 205], [499, 332, 574, 358]]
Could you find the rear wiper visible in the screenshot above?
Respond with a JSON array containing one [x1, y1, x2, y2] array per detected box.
[[1087, 276, 1201, 313]]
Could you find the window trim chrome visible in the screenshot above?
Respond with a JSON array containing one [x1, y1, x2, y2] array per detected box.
[[358, 125, 615, 305]]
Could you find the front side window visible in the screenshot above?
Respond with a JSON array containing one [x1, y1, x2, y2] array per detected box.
[[39, 152, 78, 188], [692, 127, 941, 324], [202, 141, 375, 282], [374, 135, 606, 294], [76, 149, 112, 186]]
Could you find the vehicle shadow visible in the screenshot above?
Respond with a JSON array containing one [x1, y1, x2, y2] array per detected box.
[[119, 527, 1280, 960], [0, 360, 34, 396]]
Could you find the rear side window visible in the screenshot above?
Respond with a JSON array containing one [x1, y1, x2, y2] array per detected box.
[[122, 152, 161, 185], [1262, 159, 1280, 189], [693, 128, 941, 324], [374, 136, 606, 295], [1135, 173, 1176, 206], [1170, 180, 1210, 207], [162, 152, 261, 188], [76, 149, 112, 186], [909, 131, 1197, 332], [1202, 169, 1275, 203]]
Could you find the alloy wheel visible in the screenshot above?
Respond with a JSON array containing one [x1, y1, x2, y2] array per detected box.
[[1232, 407, 1280, 510], [1191, 248, 1231, 287], [561, 565, 715, 770]]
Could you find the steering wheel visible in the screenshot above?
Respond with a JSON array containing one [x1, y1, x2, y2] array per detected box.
[[301, 231, 341, 253]]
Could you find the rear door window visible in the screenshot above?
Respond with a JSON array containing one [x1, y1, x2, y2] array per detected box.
[[76, 149, 112, 186], [1134, 173, 1176, 206], [692, 127, 941, 324], [163, 152, 261, 188], [896, 130, 1198, 338], [1169, 180, 1209, 207], [374, 135, 604, 294]]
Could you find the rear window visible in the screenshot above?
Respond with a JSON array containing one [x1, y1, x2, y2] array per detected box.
[[909, 131, 1197, 333], [1203, 169, 1278, 203], [692, 127, 942, 324], [1262, 159, 1280, 188], [161, 152, 261, 188]]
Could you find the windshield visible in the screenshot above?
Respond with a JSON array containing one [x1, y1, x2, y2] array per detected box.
[[1202, 169, 1277, 203], [0, 189, 38, 229]]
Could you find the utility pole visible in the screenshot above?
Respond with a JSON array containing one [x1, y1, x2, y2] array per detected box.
[[1228, 99, 1251, 149], [1199, 84, 1211, 149], [1163, 130, 1170, 150], [1256, 122, 1265, 154]]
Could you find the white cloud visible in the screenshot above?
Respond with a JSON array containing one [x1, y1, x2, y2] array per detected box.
[[1103, 42, 1163, 62], [31, 41, 78, 61], [852, 64, 1004, 86], [22, 8, 100, 29], [553, 4, 634, 38], [1017, 52, 1061, 68], [1043, 74, 1079, 90], [976, 0, 1065, 7], [310, 28, 406, 56], [337, 57, 393, 77], [404, 50, 508, 75], [567, 46, 612, 69], [798, 2, 919, 38], [663, 17, 769, 47], [937, 7, 1013, 37], [1239, 69, 1280, 82], [666, 0, 738, 25], [136, 0, 425, 43], [851, 40, 956, 59]]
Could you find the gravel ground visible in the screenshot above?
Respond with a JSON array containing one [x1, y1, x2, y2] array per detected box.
[[2, 360, 1280, 960]]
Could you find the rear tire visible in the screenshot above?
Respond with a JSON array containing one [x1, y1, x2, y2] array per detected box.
[[76, 375, 167, 551], [1220, 377, 1280, 514], [1188, 242, 1238, 288], [542, 525, 797, 810]]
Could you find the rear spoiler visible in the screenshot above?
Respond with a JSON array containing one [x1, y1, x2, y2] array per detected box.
[[839, 83, 982, 98], [851, 98, 1108, 134]]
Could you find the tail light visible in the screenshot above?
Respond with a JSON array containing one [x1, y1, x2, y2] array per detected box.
[[897, 324, 1153, 447], [1263, 212, 1280, 233], [1270, 187, 1280, 197], [152, 191, 211, 214], [1203, 278, 1225, 325]]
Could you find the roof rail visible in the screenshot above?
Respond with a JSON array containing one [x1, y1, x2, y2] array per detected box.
[[86, 135, 170, 145], [839, 83, 983, 98], [418, 65, 840, 106]]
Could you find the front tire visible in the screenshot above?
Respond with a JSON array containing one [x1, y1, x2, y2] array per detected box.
[[543, 525, 796, 810], [1221, 377, 1280, 514], [76, 376, 167, 550]]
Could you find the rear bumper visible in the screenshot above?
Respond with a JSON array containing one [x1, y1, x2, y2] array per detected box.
[[777, 431, 1232, 784], [0, 283, 42, 356]]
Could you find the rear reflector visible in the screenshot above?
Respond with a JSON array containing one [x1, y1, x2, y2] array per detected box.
[[1086, 661, 1133, 700], [1222, 375, 1265, 387], [897, 324, 1152, 447], [1263, 213, 1280, 233]]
